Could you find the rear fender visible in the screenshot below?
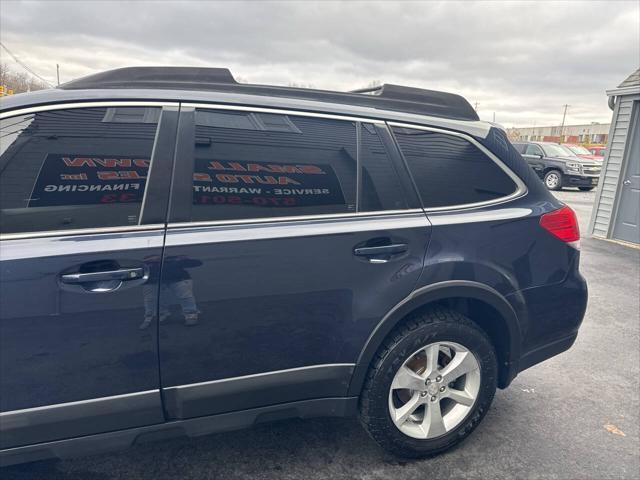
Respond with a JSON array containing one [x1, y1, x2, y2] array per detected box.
[[347, 280, 522, 396]]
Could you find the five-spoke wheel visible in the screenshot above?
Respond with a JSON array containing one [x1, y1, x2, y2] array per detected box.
[[359, 308, 497, 458], [388, 342, 480, 439]]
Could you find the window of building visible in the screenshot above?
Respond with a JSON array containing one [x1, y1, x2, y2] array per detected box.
[[392, 126, 518, 209], [190, 109, 357, 221], [0, 107, 161, 235]]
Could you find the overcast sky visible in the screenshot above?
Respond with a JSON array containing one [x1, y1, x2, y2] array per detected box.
[[1, 0, 638, 127]]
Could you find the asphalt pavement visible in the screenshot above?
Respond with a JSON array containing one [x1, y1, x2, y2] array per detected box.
[[3, 189, 639, 480]]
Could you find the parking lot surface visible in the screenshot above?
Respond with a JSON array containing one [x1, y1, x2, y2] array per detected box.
[[3, 189, 639, 480]]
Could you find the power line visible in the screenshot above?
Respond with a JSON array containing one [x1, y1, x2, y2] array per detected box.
[[0, 41, 54, 87]]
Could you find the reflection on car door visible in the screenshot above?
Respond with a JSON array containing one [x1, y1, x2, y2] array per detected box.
[[0, 105, 178, 449], [158, 108, 430, 419]]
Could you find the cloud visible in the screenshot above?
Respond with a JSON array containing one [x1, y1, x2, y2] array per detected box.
[[1, 0, 638, 127]]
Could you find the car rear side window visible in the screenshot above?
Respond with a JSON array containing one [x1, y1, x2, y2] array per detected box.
[[0, 107, 161, 235], [392, 126, 518, 209], [188, 109, 358, 222]]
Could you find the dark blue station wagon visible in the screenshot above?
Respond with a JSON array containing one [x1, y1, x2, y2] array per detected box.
[[0, 67, 587, 465]]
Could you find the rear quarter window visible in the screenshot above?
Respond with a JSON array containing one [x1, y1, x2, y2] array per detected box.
[[392, 126, 518, 209]]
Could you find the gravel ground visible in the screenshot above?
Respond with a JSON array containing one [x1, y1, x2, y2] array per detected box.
[[3, 189, 639, 480]]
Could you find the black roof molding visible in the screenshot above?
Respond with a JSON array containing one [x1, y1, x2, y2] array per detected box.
[[59, 67, 480, 121], [60, 66, 238, 90]]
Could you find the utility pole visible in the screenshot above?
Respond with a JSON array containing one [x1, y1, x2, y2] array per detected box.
[[532, 120, 536, 140], [559, 104, 569, 143], [474, 101, 479, 112], [492, 112, 496, 123], [56, 64, 60, 86]]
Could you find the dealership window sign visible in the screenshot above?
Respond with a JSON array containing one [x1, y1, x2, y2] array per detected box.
[[192, 159, 346, 208], [29, 155, 347, 209], [28, 154, 149, 207]]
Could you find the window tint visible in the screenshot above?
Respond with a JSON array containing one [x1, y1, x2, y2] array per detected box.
[[359, 123, 407, 212], [0, 107, 160, 235], [392, 127, 517, 209], [190, 109, 357, 221], [525, 144, 543, 156]]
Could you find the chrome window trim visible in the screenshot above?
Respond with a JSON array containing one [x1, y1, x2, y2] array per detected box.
[[0, 101, 180, 119], [168, 208, 424, 230], [0, 224, 165, 242], [0, 390, 159, 416], [388, 121, 528, 213], [181, 102, 386, 124], [164, 364, 356, 391], [0, 228, 165, 261]]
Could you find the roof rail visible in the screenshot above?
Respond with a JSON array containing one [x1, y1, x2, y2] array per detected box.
[[60, 66, 238, 90], [349, 85, 383, 94], [59, 67, 480, 121]]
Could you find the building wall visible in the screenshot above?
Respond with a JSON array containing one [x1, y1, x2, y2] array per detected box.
[[507, 123, 610, 143], [589, 94, 639, 239]]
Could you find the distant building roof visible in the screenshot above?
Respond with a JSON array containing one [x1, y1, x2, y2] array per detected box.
[[618, 68, 640, 88]]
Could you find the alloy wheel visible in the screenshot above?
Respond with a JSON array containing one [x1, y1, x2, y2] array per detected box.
[[545, 173, 560, 189], [388, 341, 481, 440]]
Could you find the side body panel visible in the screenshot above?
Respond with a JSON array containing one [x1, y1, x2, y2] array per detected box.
[[0, 105, 179, 449], [0, 232, 166, 448], [159, 213, 430, 419]]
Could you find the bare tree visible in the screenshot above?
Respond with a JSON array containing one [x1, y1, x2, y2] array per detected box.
[[0, 63, 49, 94], [506, 128, 521, 142]]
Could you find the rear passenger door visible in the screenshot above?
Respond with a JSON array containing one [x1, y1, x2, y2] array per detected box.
[[0, 104, 177, 449], [158, 107, 430, 420]]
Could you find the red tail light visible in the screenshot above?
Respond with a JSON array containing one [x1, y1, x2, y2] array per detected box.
[[540, 206, 580, 243]]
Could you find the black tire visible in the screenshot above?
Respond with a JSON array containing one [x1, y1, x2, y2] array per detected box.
[[359, 307, 497, 458], [578, 187, 594, 191], [543, 169, 563, 190]]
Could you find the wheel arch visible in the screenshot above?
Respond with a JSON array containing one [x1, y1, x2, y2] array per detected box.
[[347, 281, 522, 396], [543, 165, 565, 175]]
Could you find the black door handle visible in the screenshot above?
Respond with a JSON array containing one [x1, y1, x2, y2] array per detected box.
[[354, 244, 408, 256], [61, 268, 145, 284]]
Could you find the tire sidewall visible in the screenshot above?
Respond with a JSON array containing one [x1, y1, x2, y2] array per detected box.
[[544, 170, 563, 190], [368, 320, 497, 455]]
